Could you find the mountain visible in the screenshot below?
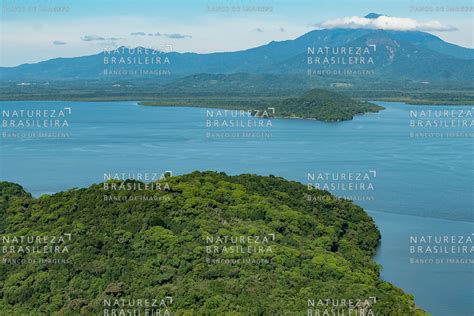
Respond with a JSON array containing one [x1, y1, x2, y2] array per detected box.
[[363, 13, 472, 60], [1, 27, 473, 83], [277, 30, 473, 81], [0, 173, 428, 314], [365, 13, 384, 19]]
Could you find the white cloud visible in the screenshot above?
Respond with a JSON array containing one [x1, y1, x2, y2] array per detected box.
[[81, 35, 106, 41], [156, 32, 192, 39], [81, 35, 123, 41], [315, 15, 457, 32]]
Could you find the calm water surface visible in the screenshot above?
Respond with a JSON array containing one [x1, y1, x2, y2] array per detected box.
[[1, 101, 473, 315]]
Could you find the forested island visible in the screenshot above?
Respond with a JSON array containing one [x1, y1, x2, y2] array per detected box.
[[0, 172, 427, 315], [276, 89, 383, 121], [141, 88, 384, 122]]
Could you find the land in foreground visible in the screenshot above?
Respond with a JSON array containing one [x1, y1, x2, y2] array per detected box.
[[0, 172, 428, 315]]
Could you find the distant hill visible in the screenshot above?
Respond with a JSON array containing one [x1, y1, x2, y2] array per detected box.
[[0, 27, 473, 83], [0, 173, 428, 315]]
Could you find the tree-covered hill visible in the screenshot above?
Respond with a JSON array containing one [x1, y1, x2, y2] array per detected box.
[[277, 89, 383, 121], [0, 173, 427, 315], [141, 88, 384, 122]]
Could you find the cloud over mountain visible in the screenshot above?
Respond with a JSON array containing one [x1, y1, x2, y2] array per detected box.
[[315, 15, 457, 32], [156, 32, 192, 39], [81, 35, 123, 42]]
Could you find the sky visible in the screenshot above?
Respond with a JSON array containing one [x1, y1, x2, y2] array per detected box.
[[1, 0, 473, 66]]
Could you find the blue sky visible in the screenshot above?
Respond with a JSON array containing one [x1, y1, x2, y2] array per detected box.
[[1, 0, 472, 66]]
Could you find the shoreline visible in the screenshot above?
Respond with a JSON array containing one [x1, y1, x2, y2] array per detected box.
[[1, 95, 474, 106]]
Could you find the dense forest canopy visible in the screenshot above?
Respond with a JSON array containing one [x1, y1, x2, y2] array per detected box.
[[0, 172, 427, 315], [276, 89, 383, 121], [141, 88, 384, 122]]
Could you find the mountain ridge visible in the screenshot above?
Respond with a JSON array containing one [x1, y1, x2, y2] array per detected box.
[[1, 28, 473, 83]]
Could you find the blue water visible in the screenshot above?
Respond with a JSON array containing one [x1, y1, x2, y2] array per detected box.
[[0, 101, 473, 315]]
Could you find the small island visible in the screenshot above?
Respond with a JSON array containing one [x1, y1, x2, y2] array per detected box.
[[0, 172, 426, 315], [276, 89, 384, 121], [141, 88, 384, 122]]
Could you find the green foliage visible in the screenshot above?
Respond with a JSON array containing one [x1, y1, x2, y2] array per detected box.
[[141, 88, 384, 122], [2, 72, 472, 106], [0, 172, 428, 315], [276, 89, 383, 121]]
